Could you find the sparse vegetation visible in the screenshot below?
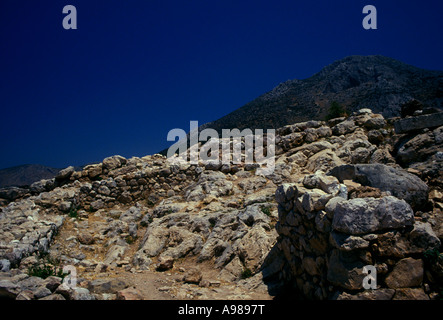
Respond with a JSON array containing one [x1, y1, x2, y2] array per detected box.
[[125, 235, 137, 244], [325, 101, 347, 120], [423, 248, 442, 265], [261, 206, 271, 216], [27, 254, 66, 280], [68, 205, 78, 219], [241, 268, 253, 279]]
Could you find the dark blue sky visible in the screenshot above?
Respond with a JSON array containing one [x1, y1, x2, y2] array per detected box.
[[1, 0, 442, 169]]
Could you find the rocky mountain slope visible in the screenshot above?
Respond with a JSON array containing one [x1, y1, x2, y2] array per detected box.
[[200, 55, 443, 133], [0, 108, 442, 300]]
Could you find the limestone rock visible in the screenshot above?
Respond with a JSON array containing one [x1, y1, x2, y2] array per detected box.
[[328, 164, 429, 208], [385, 257, 424, 288], [87, 278, 127, 294], [394, 112, 443, 134], [156, 256, 174, 271], [332, 196, 414, 235], [116, 287, 144, 300], [183, 268, 203, 284], [55, 166, 75, 181], [393, 288, 430, 300], [327, 249, 365, 290], [103, 155, 127, 171]]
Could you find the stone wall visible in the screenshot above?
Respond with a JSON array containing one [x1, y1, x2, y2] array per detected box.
[[274, 168, 442, 300]]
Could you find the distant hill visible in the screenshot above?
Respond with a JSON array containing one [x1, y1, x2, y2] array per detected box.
[[0, 164, 61, 188], [199, 55, 443, 133]]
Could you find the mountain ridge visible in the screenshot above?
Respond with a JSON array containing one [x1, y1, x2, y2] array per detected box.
[[199, 55, 443, 133], [0, 164, 61, 188]]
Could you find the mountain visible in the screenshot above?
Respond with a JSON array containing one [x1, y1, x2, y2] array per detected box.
[[200, 55, 443, 133], [0, 164, 61, 188]]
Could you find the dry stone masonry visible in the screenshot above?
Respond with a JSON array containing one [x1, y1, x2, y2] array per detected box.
[[274, 168, 441, 299]]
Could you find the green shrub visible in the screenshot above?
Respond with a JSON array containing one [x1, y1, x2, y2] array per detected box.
[[261, 206, 271, 216], [125, 235, 137, 244], [68, 206, 78, 218], [28, 255, 66, 280], [423, 248, 442, 265], [326, 101, 347, 120], [241, 268, 253, 279]]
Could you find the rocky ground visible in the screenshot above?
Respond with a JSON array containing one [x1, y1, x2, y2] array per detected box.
[[0, 108, 442, 300]]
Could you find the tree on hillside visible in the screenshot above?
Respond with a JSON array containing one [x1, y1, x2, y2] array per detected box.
[[326, 101, 347, 120]]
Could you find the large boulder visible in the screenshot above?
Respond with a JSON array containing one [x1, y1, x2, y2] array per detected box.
[[394, 112, 443, 134], [328, 164, 429, 208], [55, 166, 75, 181], [396, 126, 443, 165], [332, 196, 414, 235]]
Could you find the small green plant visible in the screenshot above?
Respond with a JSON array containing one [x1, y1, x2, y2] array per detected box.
[[261, 206, 271, 216], [241, 268, 253, 279], [125, 235, 137, 244], [423, 248, 442, 265], [68, 205, 78, 219], [28, 255, 66, 280]]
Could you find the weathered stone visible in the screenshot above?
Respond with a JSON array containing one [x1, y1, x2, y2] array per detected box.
[[156, 256, 174, 271], [58, 201, 72, 212], [183, 268, 203, 284], [90, 199, 105, 211], [385, 257, 424, 288], [104, 245, 127, 266], [363, 115, 386, 130], [306, 150, 345, 173], [302, 256, 320, 276], [301, 189, 331, 212], [16, 290, 34, 300], [327, 249, 365, 290], [0, 279, 20, 299], [87, 164, 102, 179], [88, 278, 127, 294], [275, 183, 298, 204], [330, 231, 369, 251], [332, 120, 357, 136], [71, 287, 95, 300], [236, 225, 276, 272], [117, 192, 133, 204], [55, 166, 75, 180], [103, 155, 127, 171], [328, 164, 429, 208], [393, 288, 430, 300], [394, 112, 443, 134], [409, 221, 441, 252], [0, 259, 11, 272], [325, 196, 346, 219], [336, 288, 395, 300], [98, 185, 111, 196], [39, 293, 66, 300], [33, 286, 52, 299], [44, 276, 62, 292], [396, 130, 438, 165], [332, 196, 414, 235], [78, 232, 95, 245], [116, 287, 144, 300]]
